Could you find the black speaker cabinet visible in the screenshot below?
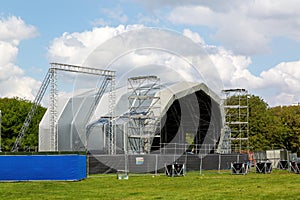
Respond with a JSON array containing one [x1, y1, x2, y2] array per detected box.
[[256, 161, 272, 173], [231, 162, 247, 175], [165, 163, 185, 176]]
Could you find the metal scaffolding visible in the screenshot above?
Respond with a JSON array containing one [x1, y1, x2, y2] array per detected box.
[[127, 76, 161, 154], [222, 88, 249, 153], [108, 74, 116, 154], [50, 63, 116, 152], [12, 63, 116, 152]]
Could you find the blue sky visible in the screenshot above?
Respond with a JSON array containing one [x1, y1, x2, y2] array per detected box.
[[1, 0, 116, 75], [1, 0, 300, 106]]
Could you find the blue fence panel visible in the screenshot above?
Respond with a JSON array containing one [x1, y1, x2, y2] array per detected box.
[[0, 155, 86, 181]]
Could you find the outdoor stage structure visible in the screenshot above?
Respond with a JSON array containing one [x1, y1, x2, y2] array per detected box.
[[33, 62, 226, 155], [11, 61, 248, 174], [5, 26, 253, 174], [3, 27, 253, 178], [25, 62, 249, 174]]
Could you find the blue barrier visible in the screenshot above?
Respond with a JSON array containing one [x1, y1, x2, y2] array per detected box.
[[0, 155, 86, 181]]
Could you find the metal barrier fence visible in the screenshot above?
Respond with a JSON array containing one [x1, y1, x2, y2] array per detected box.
[[88, 153, 248, 175], [159, 143, 218, 155], [159, 143, 249, 155]]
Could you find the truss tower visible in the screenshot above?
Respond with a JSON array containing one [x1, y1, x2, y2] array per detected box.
[[127, 76, 161, 154]]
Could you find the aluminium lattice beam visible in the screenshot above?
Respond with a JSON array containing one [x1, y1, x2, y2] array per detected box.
[[50, 62, 115, 76], [12, 63, 115, 152], [12, 70, 52, 152], [49, 68, 58, 151], [49, 63, 116, 152]]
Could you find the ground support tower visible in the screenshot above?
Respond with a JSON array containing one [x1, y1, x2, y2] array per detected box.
[[222, 88, 249, 153], [127, 76, 161, 154]]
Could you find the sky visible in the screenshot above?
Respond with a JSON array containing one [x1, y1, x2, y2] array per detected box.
[[0, 0, 300, 106]]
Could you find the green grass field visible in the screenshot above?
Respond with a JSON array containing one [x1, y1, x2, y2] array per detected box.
[[0, 170, 299, 200]]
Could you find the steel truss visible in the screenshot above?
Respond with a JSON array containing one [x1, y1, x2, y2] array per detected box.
[[12, 63, 115, 152], [12, 70, 52, 152], [127, 76, 161, 154]]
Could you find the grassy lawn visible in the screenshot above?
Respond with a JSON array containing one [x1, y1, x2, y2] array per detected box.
[[0, 170, 299, 199]]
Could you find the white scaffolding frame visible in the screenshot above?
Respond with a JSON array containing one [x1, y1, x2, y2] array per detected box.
[[127, 76, 161, 154], [222, 88, 249, 153]]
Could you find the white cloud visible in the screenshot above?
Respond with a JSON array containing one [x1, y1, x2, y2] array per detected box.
[[48, 26, 223, 96], [0, 16, 39, 100], [48, 25, 145, 65], [0, 16, 37, 45], [0, 41, 18, 68], [183, 29, 205, 44], [207, 45, 300, 106], [0, 76, 39, 100], [167, 1, 300, 55], [259, 61, 300, 105], [272, 93, 297, 107], [181, 29, 300, 106], [48, 25, 300, 106]]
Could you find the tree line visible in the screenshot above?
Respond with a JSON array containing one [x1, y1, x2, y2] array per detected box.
[[0, 96, 299, 153], [245, 95, 300, 152], [0, 97, 46, 151]]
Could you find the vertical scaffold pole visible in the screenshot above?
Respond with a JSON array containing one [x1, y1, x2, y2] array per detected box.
[[49, 66, 58, 151], [109, 75, 116, 155]]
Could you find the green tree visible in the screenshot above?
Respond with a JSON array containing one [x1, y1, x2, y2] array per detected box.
[[247, 97, 300, 152], [269, 106, 300, 152], [247, 95, 272, 150], [0, 97, 46, 151], [225, 94, 300, 152]]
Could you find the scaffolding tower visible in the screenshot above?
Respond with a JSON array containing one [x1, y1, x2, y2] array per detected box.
[[127, 76, 161, 154], [222, 88, 249, 153]]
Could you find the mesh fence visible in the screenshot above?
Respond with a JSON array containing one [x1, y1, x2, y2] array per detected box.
[[88, 153, 248, 175]]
